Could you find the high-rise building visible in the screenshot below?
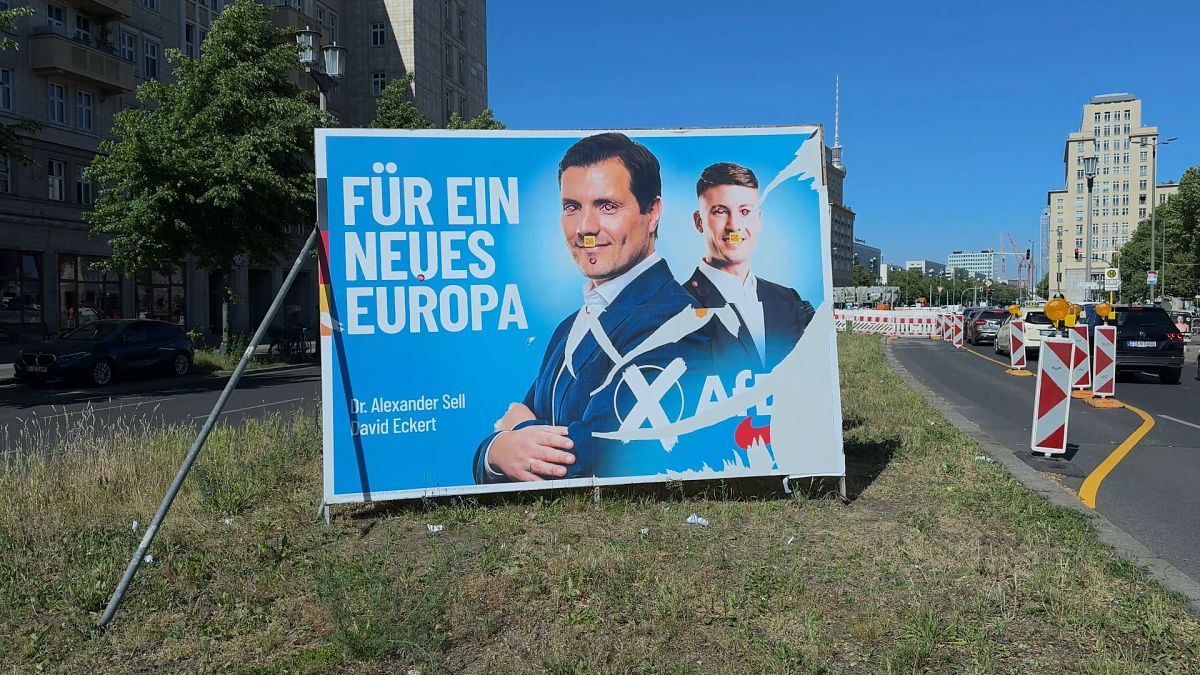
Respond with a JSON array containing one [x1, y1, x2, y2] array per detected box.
[[1046, 93, 1178, 299], [946, 249, 997, 280], [0, 0, 488, 341]]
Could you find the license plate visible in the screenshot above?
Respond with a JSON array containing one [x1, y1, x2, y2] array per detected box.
[[1127, 340, 1157, 348], [27, 365, 47, 373]]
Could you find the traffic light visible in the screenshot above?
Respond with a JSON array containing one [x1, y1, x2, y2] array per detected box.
[[1025, 248, 1031, 260], [1074, 247, 1082, 261], [986, 286, 993, 300]]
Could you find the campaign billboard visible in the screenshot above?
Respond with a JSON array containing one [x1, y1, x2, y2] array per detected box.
[[315, 127, 844, 503]]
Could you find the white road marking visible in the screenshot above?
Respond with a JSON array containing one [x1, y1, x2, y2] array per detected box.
[[1159, 415, 1200, 431], [189, 398, 307, 420]]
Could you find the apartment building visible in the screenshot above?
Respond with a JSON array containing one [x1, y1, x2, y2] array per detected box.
[[1045, 93, 1178, 299], [0, 0, 488, 340]]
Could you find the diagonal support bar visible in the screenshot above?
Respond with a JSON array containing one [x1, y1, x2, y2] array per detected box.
[[98, 226, 318, 629]]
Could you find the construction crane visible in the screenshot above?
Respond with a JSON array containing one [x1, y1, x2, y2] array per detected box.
[[997, 232, 1034, 298]]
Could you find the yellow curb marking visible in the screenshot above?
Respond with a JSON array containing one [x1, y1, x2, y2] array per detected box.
[[950, 345, 1153, 511], [1078, 402, 1154, 509]]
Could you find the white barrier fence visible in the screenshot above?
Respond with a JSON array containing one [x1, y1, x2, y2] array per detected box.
[[833, 309, 951, 337]]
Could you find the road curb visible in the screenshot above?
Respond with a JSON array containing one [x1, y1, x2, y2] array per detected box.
[[883, 338, 1200, 617]]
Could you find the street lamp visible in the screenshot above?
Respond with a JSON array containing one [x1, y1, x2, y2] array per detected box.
[[1082, 155, 1098, 301], [296, 26, 346, 113], [1140, 136, 1177, 303]]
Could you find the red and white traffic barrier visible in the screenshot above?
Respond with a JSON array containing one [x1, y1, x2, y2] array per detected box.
[[942, 313, 953, 342], [1009, 320, 1027, 369], [1032, 337, 1075, 455], [952, 314, 964, 348], [1092, 325, 1117, 398], [1069, 325, 1091, 390]]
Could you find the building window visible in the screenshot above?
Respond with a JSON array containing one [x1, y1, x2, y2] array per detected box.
[[0, 68, 10, 110], [1139, 180, 1147, 190], [47, 3, 64, 28], [1094, 112, 1101, 123], [143, 0, 158, 10], [1055, 213, 1063, 223], [198, 29, 208, 58], [1104, 112, 1110, 122], [1075, 238, 1083, 248], [329, 13, 338, 42], [144, 40, 160, 79], [443, 2, 452, 27], [371, 22, 385, 46], [370, 71, 385, 97], [59, 255, 123, 328], [48, 83, 65, 124], [48, 159, 65, 201], [444, 89, 453, 123], [136, 267, 186, 324], [76, 91, 94, 131], [0, 157, 9, 193], [444, 44, 454, 77], [1123, 124, 1130, 134], [1139, 150, 1148, 161], [0, 250, 44, 325], [1056, 198, 1063, 207], [1075, 184, 1083, 194], [75, 165, 93, 205], [120, 31, 136, 61], [457, 52, 465, 84], [185, 22, 196, 58], [457, 7, 466, 40], [1093, 125, 1100, 137], [75, 14, 92, 43], [1076, 169, 1083, 180], [1139, 165, 1147, 177]]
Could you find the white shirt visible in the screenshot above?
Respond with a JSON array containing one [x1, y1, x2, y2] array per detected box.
[[583, 252, 662, 312], [698, 260, 765, 362]]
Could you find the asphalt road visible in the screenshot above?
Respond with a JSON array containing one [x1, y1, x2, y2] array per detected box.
[[893, 337, 1200, 585], [0, 366, 320, 456]]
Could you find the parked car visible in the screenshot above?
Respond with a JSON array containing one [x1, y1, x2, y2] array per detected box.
[[12, 319, 193, 386], [966, 308, 1008, 345], [995, 308, 1055, 357], [1083, 305, 1185, 384]]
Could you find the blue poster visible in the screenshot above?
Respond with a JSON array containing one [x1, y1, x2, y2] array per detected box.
[[316, 127, 844, 503]]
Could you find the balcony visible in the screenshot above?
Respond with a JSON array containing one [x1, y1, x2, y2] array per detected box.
[[64, 0, 135, 18], [29, 26, 135, 95]]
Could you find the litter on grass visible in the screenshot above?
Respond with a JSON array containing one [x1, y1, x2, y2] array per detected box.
[[685, 513, 709, 527]]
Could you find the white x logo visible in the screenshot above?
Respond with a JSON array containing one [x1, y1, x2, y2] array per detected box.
[[615, 357, 686, 451]]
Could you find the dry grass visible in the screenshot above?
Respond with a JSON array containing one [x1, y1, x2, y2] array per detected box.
[[1, 333, 1198, 673]]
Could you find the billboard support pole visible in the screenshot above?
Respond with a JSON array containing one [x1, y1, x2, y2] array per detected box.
[[97, 226, 319, 630]]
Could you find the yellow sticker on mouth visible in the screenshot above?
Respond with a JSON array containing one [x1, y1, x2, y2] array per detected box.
[[583, 235, 597, 247], [727, 232, 742, 243]]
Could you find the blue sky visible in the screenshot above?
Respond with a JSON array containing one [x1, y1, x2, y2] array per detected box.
[[485, 1, 1197, 270]]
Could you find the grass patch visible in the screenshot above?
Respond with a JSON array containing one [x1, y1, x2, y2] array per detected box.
[[1, 333, 1197, 672]]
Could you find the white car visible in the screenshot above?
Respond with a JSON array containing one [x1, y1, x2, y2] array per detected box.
[[995, 309, 1056, 357]]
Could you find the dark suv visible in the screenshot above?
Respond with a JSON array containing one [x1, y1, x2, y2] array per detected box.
[[1085, 305, 1186, 384]]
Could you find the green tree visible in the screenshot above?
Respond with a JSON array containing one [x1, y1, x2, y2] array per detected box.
[[86, 0, 327, 349], [1036, 273, 1049, 300], [1116, 165, 1200, 303], [851, 265, 876, 287], [370, 74, 504, 130], [370, 73, 429, 129], [0, 6, 41, 163]]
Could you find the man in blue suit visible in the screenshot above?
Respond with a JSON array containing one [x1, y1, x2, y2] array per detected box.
[[684, 162, 816, 375], [473, 133, 708, 484]]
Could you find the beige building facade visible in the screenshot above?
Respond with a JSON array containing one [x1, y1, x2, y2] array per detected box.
[[0, 0, 487, 342], [1046, 93, 1178, 300]]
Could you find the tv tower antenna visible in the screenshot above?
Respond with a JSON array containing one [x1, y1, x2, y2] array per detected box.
[[832, 74, 844, 170]]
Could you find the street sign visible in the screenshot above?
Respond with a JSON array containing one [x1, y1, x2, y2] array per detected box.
[[1103, 267, 1120, 291], [1147, 270, 1159, 285]]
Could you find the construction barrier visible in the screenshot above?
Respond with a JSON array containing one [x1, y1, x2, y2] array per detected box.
[[942, 313, 953, 342], [1009, 320, 1027, 369], [1092, 325, 1117, 398], [1069, 325, 1091, 390], [952, 314, 964, 348], [1031, 337, 1075, 456], [833, 310, 946, 337]]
